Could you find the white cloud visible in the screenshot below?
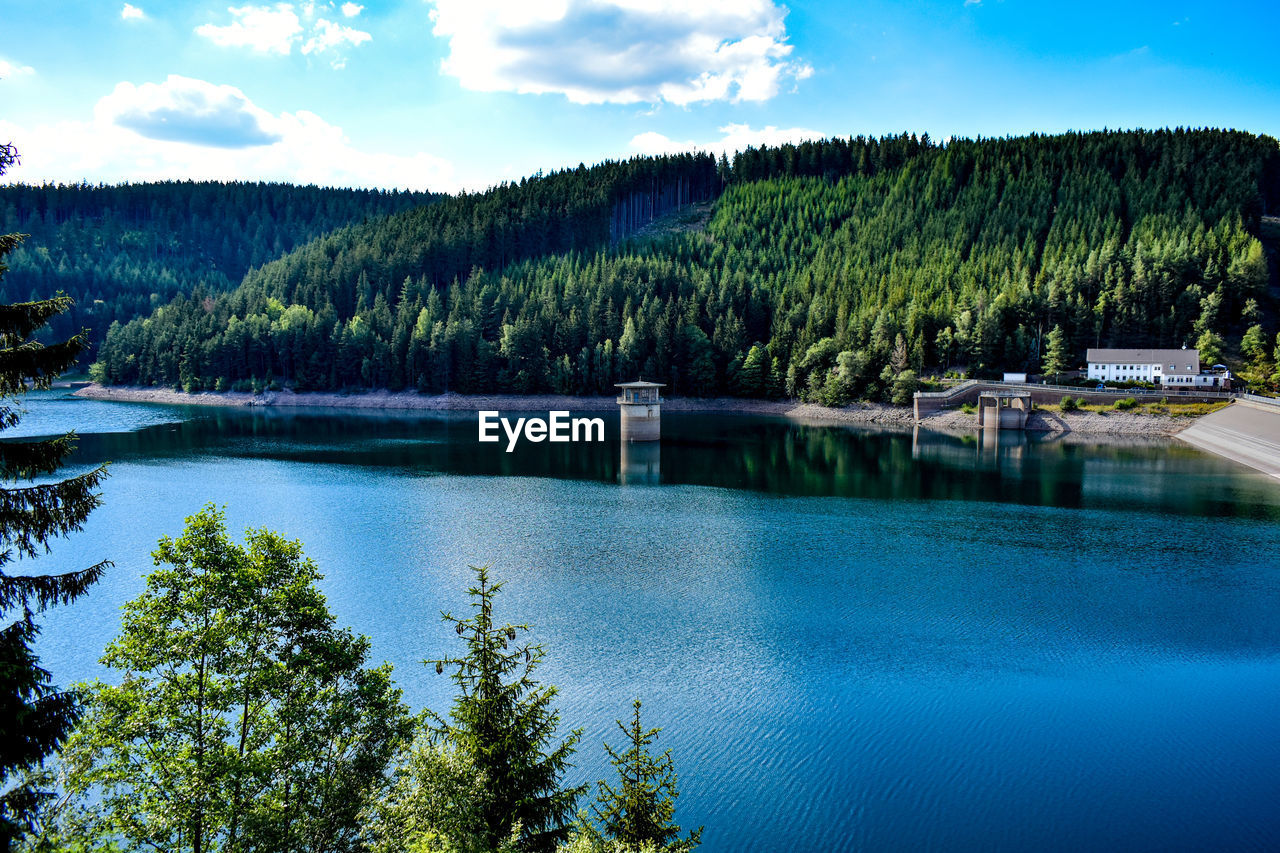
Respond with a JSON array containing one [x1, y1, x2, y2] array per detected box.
[[121, 3, 147, 20], [98, 75, 283, 148], [0, 77, 455, 192], [302, 18, 372, 68], [195, 3, 371, 65], [427, 0, 812, 105], [629, 122, 824, 157], [197, 4, 302, 54], [0, 57, 36, 78]]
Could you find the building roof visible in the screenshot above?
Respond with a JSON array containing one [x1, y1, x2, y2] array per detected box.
[[1086, 348, 1200, 374], [615, 380, 666, 388]]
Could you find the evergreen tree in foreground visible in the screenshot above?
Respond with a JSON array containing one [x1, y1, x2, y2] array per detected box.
[[428, 565, 585, 853], [0, 141, 110, 850], [1041, 325, 1070, 383], [590, 701, 700, 853]]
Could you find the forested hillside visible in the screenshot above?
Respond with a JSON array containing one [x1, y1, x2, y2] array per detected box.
[[92, 130, 1280, 398], [0, 181, 438, 352]]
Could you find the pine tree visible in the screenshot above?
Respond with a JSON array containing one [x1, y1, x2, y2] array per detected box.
[[591, 700, 701, 853], [733, 345, 768, 397], [0, 141, 110, 849], [1041, 324, 1070, 382], [888, 333, 909, 376], [428, 565, 585, 853]]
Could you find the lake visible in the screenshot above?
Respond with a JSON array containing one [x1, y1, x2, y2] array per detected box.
[[19, 390, 1280, 852]]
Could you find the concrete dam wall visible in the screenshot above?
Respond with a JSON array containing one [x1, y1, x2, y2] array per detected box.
[[1178, 399, 1280, 481]]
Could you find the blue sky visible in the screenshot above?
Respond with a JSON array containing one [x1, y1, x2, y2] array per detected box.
[[2, 0, 1278, 192]]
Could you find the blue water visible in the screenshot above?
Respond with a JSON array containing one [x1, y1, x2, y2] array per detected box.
[[18, 390, 1280, 852]]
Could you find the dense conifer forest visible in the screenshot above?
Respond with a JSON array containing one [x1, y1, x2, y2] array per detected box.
[[84, 130, 1280, 398], [0, 181, 439, 353]]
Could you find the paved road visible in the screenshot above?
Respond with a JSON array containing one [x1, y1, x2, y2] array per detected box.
[[1178, 401, 1280, 481]]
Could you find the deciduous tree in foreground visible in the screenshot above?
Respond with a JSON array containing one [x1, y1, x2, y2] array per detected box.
[[63, 505, 410, 853]]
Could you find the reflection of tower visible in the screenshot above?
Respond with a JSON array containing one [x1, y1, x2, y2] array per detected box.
[[615, 380, 664, 442], [977, 426, 1028, 468], [619, 440, 661, 485]]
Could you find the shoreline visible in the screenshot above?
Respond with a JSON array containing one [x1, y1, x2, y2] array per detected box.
[[73, 384, 1195, 436]]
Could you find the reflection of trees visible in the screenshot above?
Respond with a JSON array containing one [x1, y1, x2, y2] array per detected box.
[[659, 421, 1082, 506], [65, 410, 1280, 521]]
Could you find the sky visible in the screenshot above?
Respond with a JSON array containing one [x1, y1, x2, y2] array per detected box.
[[1, 0, 1278, 193]]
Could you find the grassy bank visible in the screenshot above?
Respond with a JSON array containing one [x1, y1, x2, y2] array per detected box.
[[1034, 399, 1231, 418]]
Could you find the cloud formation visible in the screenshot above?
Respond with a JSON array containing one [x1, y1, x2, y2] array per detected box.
[[428, 0, 812, 105], [196, 4, 302, 54], [302, 17, 372, 67], [196, 3, 371, 67], [629, 122, 824, 157], [0, 57, 36, 79], [121, 4, 147, 20], [0, 76, 455, 191], [100, 76, 283, 148]]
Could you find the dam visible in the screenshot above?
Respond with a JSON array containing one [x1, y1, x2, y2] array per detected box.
[[1178, 397, 1280, 481]]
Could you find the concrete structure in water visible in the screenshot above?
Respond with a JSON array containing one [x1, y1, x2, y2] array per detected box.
[[619, 440, 661, 485], [616, 380, 664, 442], [977, 390, 1031, 429]]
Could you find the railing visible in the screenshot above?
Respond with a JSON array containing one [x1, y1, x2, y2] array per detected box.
[[914, 379, 979, 399], [1241, 392, 1280, 408], [915, 379, 1234, 402]]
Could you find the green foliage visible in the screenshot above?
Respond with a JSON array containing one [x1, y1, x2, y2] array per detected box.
[[427, 566, 585, 853], [1042, 325, 1070, 379], [93, 130, 1278, 403], [1114, 396, 1139, 411], [362, 737, 518, 853], [0, 141, 111, 850], [0, 181, 437, 358], [558, 835, 660, 853], [732, 344, 771, 397], [1060, 395, 1079, 412], [1236, 323, 1277, 390], [62, 505, 411, 853], [1195, 329, 1226, 366], [587, 701, 700, 853], [889, 369, 921, 406], [1241, 324, 1268, 364]]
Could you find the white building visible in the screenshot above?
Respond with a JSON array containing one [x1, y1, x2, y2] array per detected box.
[[1085, 348, 1230, 389]]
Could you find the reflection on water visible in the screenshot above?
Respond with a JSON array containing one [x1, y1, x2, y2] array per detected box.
[[47, 398, 1280, 521], [19, 392, 1280, 853], [619, 440, 661, 486]]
